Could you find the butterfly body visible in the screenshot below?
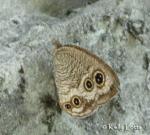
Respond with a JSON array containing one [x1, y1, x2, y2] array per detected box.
[[53, 41, 120, 118]]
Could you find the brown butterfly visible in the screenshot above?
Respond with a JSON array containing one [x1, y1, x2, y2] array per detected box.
[[52, 41, 120, 118]]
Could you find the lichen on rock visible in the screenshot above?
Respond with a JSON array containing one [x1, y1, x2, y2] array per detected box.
[[0, 0, 150, 135]]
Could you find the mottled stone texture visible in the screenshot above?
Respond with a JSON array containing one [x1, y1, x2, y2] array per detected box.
[[0, 0, 150, 135]]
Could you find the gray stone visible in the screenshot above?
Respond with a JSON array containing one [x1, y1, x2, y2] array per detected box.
[[0, 0, 150, 135]]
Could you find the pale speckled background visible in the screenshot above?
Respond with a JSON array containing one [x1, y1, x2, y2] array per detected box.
[[0, 0, 150, 135]]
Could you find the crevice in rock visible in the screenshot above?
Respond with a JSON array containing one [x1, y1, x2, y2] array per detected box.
[[126, 19, 145, 44], [143, 53, 150, 70], [40, 93, 61, 132], [31, 0, 99, 18]]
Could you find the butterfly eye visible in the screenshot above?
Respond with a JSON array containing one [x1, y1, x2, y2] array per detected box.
[[64, 103, 72, 110], [71, 96, 82, 108], [84, 78, 94, 92], [94, 70, 105, 87]]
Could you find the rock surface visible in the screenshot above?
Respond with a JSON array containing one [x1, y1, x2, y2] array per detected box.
[[0, 0, 150, 135]]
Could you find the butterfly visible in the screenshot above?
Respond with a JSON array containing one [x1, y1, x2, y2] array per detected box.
[[52, 41, 120, 118]]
